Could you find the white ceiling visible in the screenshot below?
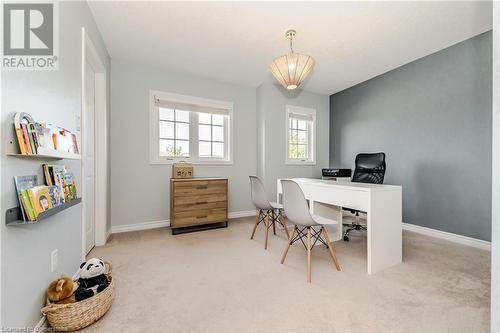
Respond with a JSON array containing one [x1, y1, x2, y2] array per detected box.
[[88, 1, 492, 95]]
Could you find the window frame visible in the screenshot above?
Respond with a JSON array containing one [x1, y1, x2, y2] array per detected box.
[[150, 90, 233, 165], [285, 105, 316, 165]]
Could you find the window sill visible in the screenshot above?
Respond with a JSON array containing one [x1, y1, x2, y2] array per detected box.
[[150, 159, 233, 166], [285, 160, 316, 166]]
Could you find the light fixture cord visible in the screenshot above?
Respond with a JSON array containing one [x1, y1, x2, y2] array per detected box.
[[289, 37, 294, 53]]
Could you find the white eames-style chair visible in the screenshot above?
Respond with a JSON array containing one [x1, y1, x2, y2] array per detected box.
[[280, 179, 341, 283], [249, 176, 290, 249]]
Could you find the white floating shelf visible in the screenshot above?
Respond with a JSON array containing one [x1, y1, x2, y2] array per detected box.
[[6, 144, 81, 160]]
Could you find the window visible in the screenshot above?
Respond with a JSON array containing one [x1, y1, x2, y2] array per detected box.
[[286, 105, 316, 164], [150, 91, 233, 164]]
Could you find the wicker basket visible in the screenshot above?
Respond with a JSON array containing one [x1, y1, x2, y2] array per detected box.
[[41, 262, 114, 332]]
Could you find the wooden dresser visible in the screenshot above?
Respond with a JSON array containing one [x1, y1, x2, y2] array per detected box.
[[170, 178, 228, 234]]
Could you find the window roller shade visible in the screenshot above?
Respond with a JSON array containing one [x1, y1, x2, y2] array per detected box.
[[289, 112, 313, 121], [155, 97, 230, 115]]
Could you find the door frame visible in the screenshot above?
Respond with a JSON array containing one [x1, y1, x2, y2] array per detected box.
[[81, 28, 108, 259]]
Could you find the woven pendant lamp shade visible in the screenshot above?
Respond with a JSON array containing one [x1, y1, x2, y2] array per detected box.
[[269, 30, 315, 90]]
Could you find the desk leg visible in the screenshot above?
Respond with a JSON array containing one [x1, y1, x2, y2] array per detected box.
[[310, 201, 343, 243], [367, 190, 402, 274]]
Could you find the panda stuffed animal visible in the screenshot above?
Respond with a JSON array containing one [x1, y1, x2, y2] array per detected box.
[[75, 258, 109, 301]]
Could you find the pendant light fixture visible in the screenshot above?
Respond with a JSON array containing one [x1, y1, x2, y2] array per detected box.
[[269, 29, 315, 90]]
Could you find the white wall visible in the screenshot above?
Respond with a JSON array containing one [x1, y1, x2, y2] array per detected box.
[[0, 2, 110, 328], [110, 60, 257, 227], [256, 83, 330, 199]]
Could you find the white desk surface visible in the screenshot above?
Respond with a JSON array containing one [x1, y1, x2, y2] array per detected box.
[[280, 178, 402, 192]]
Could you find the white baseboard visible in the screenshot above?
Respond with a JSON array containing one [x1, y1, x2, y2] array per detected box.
[[111, 210, 258, 234], [228, 210, 258, 219], [111, 219, 170, 234], [402, 222, 491, 251]]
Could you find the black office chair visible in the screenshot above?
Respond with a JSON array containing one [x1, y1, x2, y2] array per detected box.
[[343, 152, 386, 241]]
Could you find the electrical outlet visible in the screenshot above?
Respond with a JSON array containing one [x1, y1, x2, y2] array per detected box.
[[51, 249, 58, 272]]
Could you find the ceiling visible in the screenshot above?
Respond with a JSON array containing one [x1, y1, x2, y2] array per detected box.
[[88, 1, 492, 95]]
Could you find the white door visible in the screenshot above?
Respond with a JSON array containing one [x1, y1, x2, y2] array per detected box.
[[84, 61, 96, 254]]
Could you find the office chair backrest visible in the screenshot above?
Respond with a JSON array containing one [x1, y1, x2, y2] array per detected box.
[[352, 153, 386, 184], [249, 176, 272, 209], [280, 179, 316, 226]]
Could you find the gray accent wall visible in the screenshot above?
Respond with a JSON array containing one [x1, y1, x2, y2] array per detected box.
[[330, 31, 492, 241], [1, 2, 110, 327]]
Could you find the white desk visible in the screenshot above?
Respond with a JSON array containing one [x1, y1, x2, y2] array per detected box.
[[277, 178, 402, 274]]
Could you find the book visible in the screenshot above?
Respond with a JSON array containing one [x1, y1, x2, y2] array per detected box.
[[68, 132, 79, 154], [42, 164, 52, 186], [13, 113, 27, 155], [20, 190, 36, 221], [28, 123, 38, 154], [35, 123, 48, 149], [21, 123, 32, 155], [48, 185, 62, 207], [61, 172, 77, 201], [14, 175, 38, 221], [28, 186, 53, 218]]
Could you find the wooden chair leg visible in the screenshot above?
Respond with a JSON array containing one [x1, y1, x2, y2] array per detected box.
[[250, 210, 261, 240], [281, 225, 296, 264], [307, 227, 312, 283], [264, 213, 270, 250], [272, 210, 276, 235], [279, 210, 290, 239], [322, 226, 341, 271]]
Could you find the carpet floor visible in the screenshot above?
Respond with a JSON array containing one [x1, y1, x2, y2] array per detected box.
[[84, 216, 490, 333]]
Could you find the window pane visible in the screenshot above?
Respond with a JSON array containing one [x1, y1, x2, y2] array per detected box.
[[175, 140, 190, 156], [159, 108, 174, 121], [159, 121, 174, 139], [175, 110, 190, 122], [212, 142, 224, 157], [289, 144, 298, 159], [176, 122, 189, 140], [159, 139, 174, 156], [199, 113, 211, 124], [298, 130, 307, 144], [199, 141, 211, 156], [297, 145, 307, 159], [289, 130, 298, 143], [212, 114, 224, 126], [213, 126, 224, 142], [199, 124, 211, 141], [297, 120, 307, 130]]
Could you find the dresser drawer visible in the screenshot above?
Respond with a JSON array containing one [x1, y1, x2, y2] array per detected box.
[[174, 193, 227, 206], [174, 200, 227, 213], [173, 180, 227, 197], [173, 208, 227, 227]]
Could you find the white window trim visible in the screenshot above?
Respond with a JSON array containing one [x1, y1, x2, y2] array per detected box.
[[285, 105, 316, 165], [149, 90, 234, 165]]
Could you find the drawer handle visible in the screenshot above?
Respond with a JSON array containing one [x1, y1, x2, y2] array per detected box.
[[196, 186, 208, 190], [196, 215, 207, 219], [196, 201, 208, 205]]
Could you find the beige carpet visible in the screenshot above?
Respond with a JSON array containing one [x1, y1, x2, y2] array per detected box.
[[83, 216, 490, 333]]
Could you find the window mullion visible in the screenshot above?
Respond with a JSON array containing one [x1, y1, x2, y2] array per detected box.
[[190, 111, 198, 160]]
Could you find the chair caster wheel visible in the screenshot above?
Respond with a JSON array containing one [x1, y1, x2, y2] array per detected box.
[[343, 235, 349, 242]]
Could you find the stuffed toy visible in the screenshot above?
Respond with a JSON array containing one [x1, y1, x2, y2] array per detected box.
[[47, 275, 78, 304], [75, 258, 109, 302]]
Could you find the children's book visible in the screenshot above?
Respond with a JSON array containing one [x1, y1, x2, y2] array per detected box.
[[48, 185, 62, 207], [27, 186, 53, 218], [14, 175, 38, 221], [61, 172, 77, 201]]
